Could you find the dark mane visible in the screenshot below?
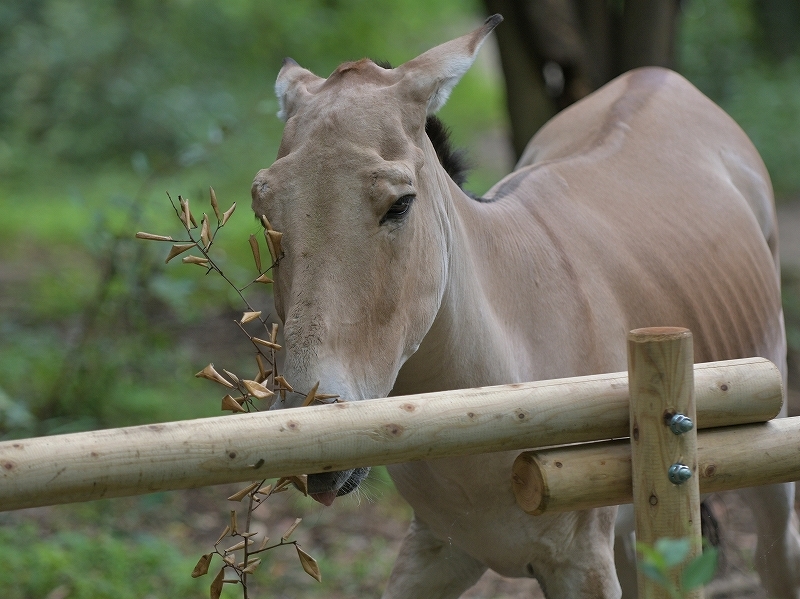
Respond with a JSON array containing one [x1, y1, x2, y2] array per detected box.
[[373, 60, 473, 191], [424, 115, 470, 189]]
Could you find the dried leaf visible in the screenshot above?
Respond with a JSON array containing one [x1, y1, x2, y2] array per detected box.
[[182, 255, 209, 265], [265, 230, 276, 262], [301, 382, 319, 408], [252, 337, 282, 351], [274, 375, 294, 392], [165, 243, 196, 264], [256, 484, 273, 496], [241, 311, 261, 324], [221, 202, 236, 226], [242, 558, 262, 574], [221, 395, 247, 413], [255, 353, 268, 376], [248, 234, 262, 272], [227, 482, 261, 502], [179, 197, 190, 229], [260, 214, 274, 231], [241, 531, 258, 538], [296, 546, 322, 582], [267, 230, 283, 260], [210, 567, 225, 599], [224, 539, 254, 553], [274, 478, 292, 492], [289, 474, 308, 496], [315, 393, 340, 400], [255, 274, 273, 284], [242, 379, 274, 400], [271, 322, 279, 344], [222, 369, 240, 384], [179, 196, 197, 229], [192, 553, 213, 578], [255, 354, 270, 380], [258, 536, 271, 550], [230, 510, 238, 535], [195, 364, 235, 389], [223, 554, 235, 566], [215, 525, 231, 546], [201, 213, 211, 248], [210, 186, 220, 221], [136, 232, 173, 241], [281, 517, 302, 542]]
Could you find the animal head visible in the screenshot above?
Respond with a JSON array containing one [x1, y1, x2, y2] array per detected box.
[[251, 16, 501, 504]]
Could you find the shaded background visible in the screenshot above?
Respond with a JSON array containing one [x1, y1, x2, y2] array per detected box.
[[1, 0, 799, 597]]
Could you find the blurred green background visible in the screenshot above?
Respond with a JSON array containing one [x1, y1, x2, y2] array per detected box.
[[1, 0, 800, 597]]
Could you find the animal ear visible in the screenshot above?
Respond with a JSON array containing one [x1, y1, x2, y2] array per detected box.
[[397, 14, 502, 115], [275, 58, 324, 121]]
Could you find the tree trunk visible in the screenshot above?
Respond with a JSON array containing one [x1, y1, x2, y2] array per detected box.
[[484, 0, 681, 160]]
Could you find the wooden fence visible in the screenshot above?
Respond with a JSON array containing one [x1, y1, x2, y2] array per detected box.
[[1, 326, 797, 597]]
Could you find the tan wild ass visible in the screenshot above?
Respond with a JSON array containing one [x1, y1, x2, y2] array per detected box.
[[251, 16, 800, 599]]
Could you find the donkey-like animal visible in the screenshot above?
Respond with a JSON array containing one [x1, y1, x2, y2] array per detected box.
[[251, 16, 800, 599]]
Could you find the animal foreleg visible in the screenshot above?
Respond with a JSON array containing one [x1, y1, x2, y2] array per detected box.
[[613, 505, 638, 598], [531, 508, 622, 599], [382, 515, 487, 599], [737, 482, 800, 599]]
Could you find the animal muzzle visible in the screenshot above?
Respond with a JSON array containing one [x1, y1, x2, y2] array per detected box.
[[307, 467, 370, 506]]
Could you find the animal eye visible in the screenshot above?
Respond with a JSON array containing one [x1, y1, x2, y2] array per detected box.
[[381, 194, 415, 225]]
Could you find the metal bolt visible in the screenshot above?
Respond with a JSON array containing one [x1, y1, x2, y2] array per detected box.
[[668, 463, 692, 484], [668, 413, 694, 435]]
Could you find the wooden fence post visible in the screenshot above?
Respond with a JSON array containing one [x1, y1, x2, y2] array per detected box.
[[628, 327, 702, 599]]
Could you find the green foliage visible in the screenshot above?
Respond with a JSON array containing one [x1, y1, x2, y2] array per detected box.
[[0, 521, 208, 599], [637, 538, 719, 599], [0, 0, 483, 177], [0, 0, 506, 437], [0, 185, 238, 437], [679, 0, 800, 196]]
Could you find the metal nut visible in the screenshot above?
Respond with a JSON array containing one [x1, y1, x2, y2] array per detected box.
[[668, 413, 694, 435], [668, 463, 692, 484]]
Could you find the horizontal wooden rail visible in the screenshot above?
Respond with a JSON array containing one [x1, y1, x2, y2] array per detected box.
[[512, 417, 800, 514], [0, 357, 781, 512]]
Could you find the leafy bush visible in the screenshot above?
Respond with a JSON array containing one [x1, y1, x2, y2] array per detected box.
[[0, 0, 482, 176], [679, 0, 800, 197], [0, 521, 208, 599]]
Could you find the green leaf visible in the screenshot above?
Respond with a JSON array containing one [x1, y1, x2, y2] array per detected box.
[[681, 547, 719, 591], [639, 562, 671, 588], [636, 541, 667, 571], [654, 537, 692, 568]]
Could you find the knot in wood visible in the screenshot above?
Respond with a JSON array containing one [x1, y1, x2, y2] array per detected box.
[[383, 423, 404, 437]]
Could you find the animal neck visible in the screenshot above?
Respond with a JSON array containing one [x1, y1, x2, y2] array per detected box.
[[392, 154, 533, 396]]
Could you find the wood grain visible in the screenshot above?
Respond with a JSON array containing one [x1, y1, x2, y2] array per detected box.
[[512, 418, 800, 514], [0, 357, 782, 512], [628, 327, 702, 599]]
